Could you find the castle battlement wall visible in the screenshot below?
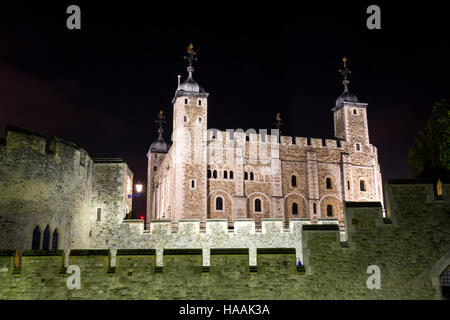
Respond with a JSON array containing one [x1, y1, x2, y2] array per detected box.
[[0, 181, 449, 299]]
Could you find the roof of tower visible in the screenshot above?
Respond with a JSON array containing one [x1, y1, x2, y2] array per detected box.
[[172, 44, 209, 103], [148, 110, 170, 155], [334, 57, 359, 109]]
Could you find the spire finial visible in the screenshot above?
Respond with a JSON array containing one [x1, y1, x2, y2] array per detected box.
[[183, 43, 198, 79], [338, 57, 351, 92], [155, 110, 166, 138]]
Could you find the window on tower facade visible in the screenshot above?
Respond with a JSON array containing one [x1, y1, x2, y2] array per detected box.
[[32, 226, 40, 250], [207, 170, 211, 178], [244, 172, 248, 180], [52, 229, 58, 250], [353, 109, 357, 115], [327, 205, 333, 217], [42, 225, 50, 250], [326, 177, 332, 189], [223, 171, 228, 179], [198, 117, 202, 123], [213, 170, 217, 179], [313, 203, 317, 214], [292, 203, 298, 214], [291, 175, 297, 187], [215, 197, 223, 211], [97, 208, 101, 221], [190, 179, 196, 189], [198, 99, 202, 106], [184, 116, 187, 122], [185, 99, 188, 104], [250, 172, 254, 180], [229, 171, 234, 179], [254, 198, 262, 212], [356, 143, 361, 151], [360, 180, 366, 191], [347, 180, 350, 190]]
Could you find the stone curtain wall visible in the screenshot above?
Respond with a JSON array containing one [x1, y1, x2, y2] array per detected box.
[[0, 126, 94, 253], [0, 180, 448, 299]]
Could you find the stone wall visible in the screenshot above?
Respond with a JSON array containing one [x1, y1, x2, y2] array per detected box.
[[1, 180, 448, 299]]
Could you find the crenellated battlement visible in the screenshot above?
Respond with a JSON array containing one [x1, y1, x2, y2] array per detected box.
[[1, 125, 94, 171]]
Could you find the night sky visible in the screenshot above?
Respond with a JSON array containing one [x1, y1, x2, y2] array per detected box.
[[1, 1, 449, 216]]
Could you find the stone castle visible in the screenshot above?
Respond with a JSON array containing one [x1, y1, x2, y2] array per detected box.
[[0, 49, 449, 300], [146, 55, 383, 229]]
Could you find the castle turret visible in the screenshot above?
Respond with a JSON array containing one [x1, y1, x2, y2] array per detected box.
[[146, 112, 169, 226], [171, 44, 209, 222], [332, 57, 370, 146]]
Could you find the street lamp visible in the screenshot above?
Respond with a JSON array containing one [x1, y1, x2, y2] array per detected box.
[[128, 184, 144, 199]]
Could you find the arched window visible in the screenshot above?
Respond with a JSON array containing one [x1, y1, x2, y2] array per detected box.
[[213, 170, 217, 179], [229, 171, 234, 179], [32, 226, 40, 250], [42, 225, 50, 250], [254, 198, 262, 212], [207, 169, 211, 178], [198, 99, 202, 106], [313, 203, 317, 214], [250, 172, 254, 181], [326, 177, 332, 189], [52, 229, 59, 250], [353, 109, 357, 115], [223, 171, 228, 179], [292, 203, 298, 214], [347, 180, 350, 190], [244, 172, 248, 180], [291, 175, 297, 187], [441, 266, 450, 300], [327, 204, 333, 217], [215, 197, 223, 211], [360, 180, 366, 191]]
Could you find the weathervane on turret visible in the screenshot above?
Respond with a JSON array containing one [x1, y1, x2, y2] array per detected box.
[[155, 110, 166, 138], [274, 112, 283, 136], [183, 43, 198, 67], [338, 57, 351, 92]]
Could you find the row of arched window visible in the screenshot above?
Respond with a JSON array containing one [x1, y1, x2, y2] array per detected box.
[[32, 225, 58, 250], [289, 203, 334, 216], [215, 197, 262, 213], [208, 169, 234, 179]]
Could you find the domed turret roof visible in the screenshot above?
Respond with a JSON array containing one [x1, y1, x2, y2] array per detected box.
[[149, 135, 169, 154], [335, 83, 359, 108]]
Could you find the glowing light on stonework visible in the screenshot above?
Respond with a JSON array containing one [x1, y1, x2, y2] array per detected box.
[[135, 184, 143, 193]]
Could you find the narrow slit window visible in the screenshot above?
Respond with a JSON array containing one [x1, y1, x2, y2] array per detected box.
[[185, 99, 188, 104], [207, 170, 211, 178], [97, 208, 101, 221], [244, 172, 248, 180], [327, 204, 333, 217], [360, 180, 366, 191], [229, 171, 234, 179], [326, 178, 332, 189], [223, 171, 228, 179], [213, 170, 217, 179], [51, 229, 58, 250], [32, 226, 40, 250], [215, 197, 223, 211], [250, 172, 254, 180], [313, 203, 317, 214], [292, 203, 298, 214], [347, 180, 350, 190], [254, 199, 262, 212], [42, 225, 50, 250], [291, 175, 297, 187]]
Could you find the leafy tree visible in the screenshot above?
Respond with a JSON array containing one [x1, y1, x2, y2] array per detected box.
[[408, 99, 450, 180]]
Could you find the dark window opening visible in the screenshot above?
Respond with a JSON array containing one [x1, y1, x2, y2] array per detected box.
[[184, 116, 187, 122], [254, 199, 262, 212], [347, 180, 350, 190], [326, 178, 332, 189], [223, 171, 228, 179], [327, 204, 333, 217], [245, 172, 248, 180], [230, 171, 234, 179], [207, 170, 211, 178], [185, 99, 188, 104], [250, 172, 254, 180], [313, 203, 317, 214], [191, 180, 195, 188], [356, 143, 361, 151], [154, 166, 157, 171], [97, 208, 101, 221], [291, 175, 297, 187], [51, 229, 58, 250], [353, 109, 357, 115], [32, 226, 40, 250], [42, 225, 50, 250], [360, 180, 366, 191], [198, 99, 202, 106], [292, 203, 298, 214], [216, 197, 223, 211], [213, 170, 217, 179]]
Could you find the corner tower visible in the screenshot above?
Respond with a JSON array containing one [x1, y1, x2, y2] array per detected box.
[[146, 111, 169, 226], [332, 57, 370, 146], [171, 44, 209, 222]]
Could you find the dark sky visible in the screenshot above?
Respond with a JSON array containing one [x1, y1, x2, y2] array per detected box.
[[1, 1, 449, 215]]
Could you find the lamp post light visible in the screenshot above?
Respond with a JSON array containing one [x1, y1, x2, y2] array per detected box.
[[128, 184, 144, 199]]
